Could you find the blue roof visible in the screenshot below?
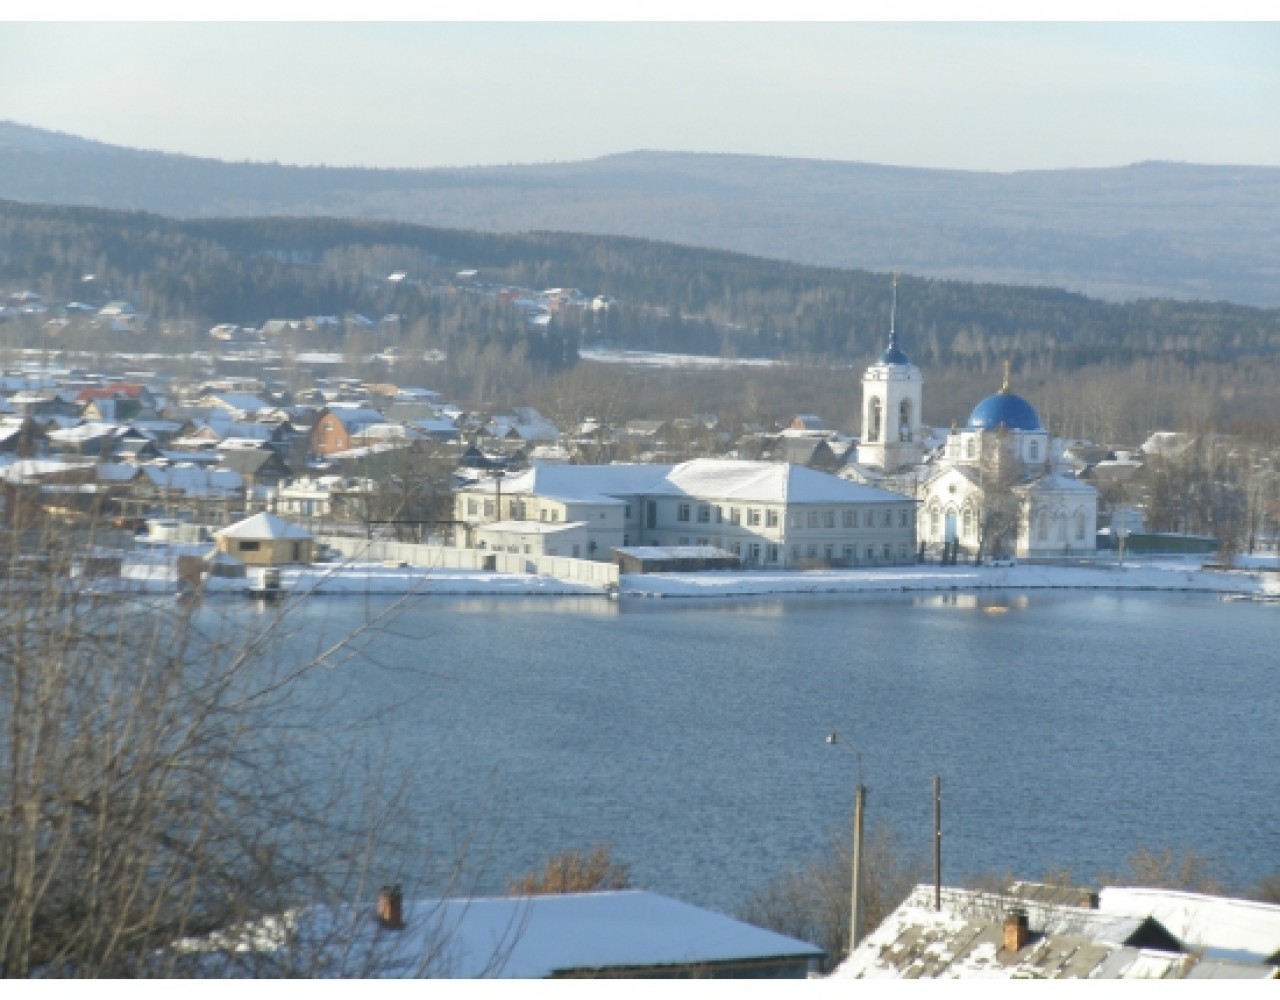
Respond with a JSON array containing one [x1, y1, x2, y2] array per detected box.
[[967, 391, 1042, 431]]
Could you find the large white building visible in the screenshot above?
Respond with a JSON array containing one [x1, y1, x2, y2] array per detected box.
[[454, 459, 916, 569]]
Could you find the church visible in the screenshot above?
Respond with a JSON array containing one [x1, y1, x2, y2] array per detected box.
[[854, 277, 1097, 561]]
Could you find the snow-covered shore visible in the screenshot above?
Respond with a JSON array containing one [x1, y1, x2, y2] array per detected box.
[[100, 557, 1277, 601]]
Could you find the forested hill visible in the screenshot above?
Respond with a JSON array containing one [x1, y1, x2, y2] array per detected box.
[[3, 200, 1280, 384], [2, 121, 1280, 307]]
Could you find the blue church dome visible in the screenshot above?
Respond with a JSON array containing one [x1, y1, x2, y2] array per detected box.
[[967, 391, 1042, 431]]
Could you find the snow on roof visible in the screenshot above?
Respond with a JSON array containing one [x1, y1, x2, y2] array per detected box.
[[659, 459, 910, 505], [142, 465, 243, 497], [275, 891, 822, 978], [216, 512, 312, 541], [463, 460, 910, 506], [1101, 887, 1280, 961]]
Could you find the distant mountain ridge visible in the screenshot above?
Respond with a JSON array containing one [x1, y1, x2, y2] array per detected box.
[[2, 121, 1278, 307]]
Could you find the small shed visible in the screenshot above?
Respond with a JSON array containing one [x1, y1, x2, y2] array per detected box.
[[214, 512, 313, 566], [612, 545, 741, 574]]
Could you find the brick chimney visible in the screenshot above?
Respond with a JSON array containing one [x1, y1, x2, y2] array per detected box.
[[377, 884, 404, 931], [1003, 908, 1030, 952]]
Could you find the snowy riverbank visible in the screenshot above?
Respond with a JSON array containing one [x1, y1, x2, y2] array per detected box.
[[102, 557, 1276, 600]]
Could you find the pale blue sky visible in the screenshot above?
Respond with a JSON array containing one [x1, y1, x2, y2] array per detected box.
[[2, 21, 1278, 171]]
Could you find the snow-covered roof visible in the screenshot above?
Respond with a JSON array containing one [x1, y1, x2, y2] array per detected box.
[[658, 459, 910, 505], [1101, 887, 1280, 962], [835, 885, 1275, 980], [462, 460, 911, 507], [233, 891, 822, 978], [216, 512, 312, 541], [142, 465, 243, 497]]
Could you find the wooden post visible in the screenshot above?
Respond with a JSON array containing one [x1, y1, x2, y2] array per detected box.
[[934, 775, 942, 911], [851, 784, 866, 953]]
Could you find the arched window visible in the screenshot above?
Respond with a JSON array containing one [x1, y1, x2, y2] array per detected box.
[[1075, 510, 1086, 540], [1037, 512, 1049, 541], [930, 508, 940, 537], [898, 399, 913, 442], [1028, 439, 1040, 462], [962, 507, 973, 538], [868, 398, 882, 443], [965, 437, 976, 460]]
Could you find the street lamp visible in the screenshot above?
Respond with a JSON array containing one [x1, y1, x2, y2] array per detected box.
[[826, 731, 866, 956]]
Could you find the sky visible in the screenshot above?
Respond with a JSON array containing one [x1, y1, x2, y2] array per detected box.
[[2, 15, 1279, 173]]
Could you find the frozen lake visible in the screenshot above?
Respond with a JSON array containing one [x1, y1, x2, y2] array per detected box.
[[211, 590, 1279, 915]]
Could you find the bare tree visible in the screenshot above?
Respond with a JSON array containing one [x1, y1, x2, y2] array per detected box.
[[0, 519, 484, 977], [738, 823, 926, 970], [975, 428, 1024, 562]]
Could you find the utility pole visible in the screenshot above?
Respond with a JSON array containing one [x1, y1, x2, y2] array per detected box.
[[934, 775, 942, 911], [851, 783, 866, 953]]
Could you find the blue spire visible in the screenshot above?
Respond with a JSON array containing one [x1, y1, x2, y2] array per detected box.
[[878, 271, 910, 365]]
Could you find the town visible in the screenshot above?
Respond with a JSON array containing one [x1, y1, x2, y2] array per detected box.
[[1, 273, 1275, 603]]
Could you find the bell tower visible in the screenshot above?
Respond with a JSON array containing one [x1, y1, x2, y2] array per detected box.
[[857, 273, 924, 471]]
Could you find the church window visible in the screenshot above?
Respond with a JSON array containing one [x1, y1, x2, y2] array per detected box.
[[1029, 439, 1040, 462], [930, 509, 940, 536], [1037, 512, 1048, 541], [965, 438, 976, 460], [963, 508, 973, 538], [868, 398, 882, 443], [899, 399, 912, 442], [1075, 510, 1086, 540]]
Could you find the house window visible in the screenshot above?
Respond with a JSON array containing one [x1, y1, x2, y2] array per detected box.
[[792, 545, 802, 560], [767, 544, 779, 562], [824, 544, 834, 560], [680, 536, 690, 545], [866, 545, 875, 561], [807, 545, 818, 559], [790, 512, 802, 529], [678, 503, 691, 522], [749, 543, 761, 562], [483, 499, 494, 517], [899, 509, 910, 527], [716, 506, 724, 523], [748, 509, 761, 526], [766, 510, 779, 528], [625, 504, 633, 518], [238, 541, 260, 552], [731, 542, 741, 555], [467, 497, 478, 516], [730, 507, 741, 525], [698, 505, 711, 523], [823, 511, 835, 529], [696, 537, 708, 546], [882, 510, 892, 527], [808, 512, 819, 528], [843, 545, 854, 561], [843, 510, 854, 528], [883, 543, 892, 559], [899, 543, 908, 559]]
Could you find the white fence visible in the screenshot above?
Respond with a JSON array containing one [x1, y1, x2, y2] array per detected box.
[[317, 536, 619, 588]]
